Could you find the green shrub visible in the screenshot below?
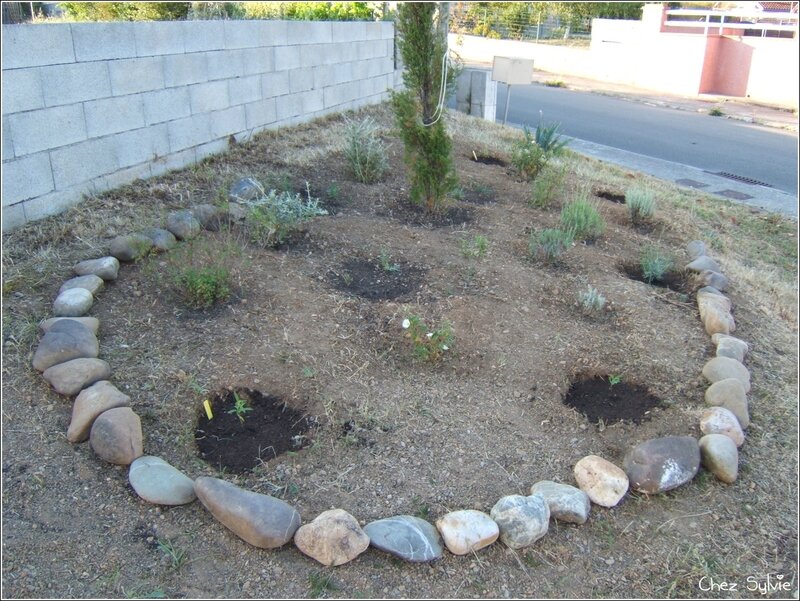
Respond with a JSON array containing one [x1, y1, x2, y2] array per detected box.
[[344, 117, 388, 184], [461, 235, 488, 259], [392, 3, 458, 213], [512, 126, 549, 181], [242, 1, 377, 21], [529, 228, 574, 264], [530, 161, 568, 209], [402, 315, 454, 363], [242, 183, 328, 247], [534, 120, 569, 155], [640, 247, 673, 283], [626, 186, 656, 224], [61, 2, 189, 21], [709, 106, 724, 117], [578, 285, 607, 314], [560, 195, 605, 241]]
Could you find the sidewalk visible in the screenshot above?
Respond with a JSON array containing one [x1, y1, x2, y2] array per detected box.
[[528, 71, 799, 133]]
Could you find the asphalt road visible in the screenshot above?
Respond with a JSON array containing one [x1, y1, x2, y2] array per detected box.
[[494, 83, 799, 195]]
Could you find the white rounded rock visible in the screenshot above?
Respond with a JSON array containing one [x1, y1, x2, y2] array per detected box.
[[702, 357, 750, 392], [129, 456, 196, 505], [574, 455, 629, 508], [700, 407, 745, 447], [699, 434, 738, 483], [436, 510, 499, 555], [53, 288, 93, 317]]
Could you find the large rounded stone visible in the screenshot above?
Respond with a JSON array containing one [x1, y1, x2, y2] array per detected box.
[[705, 378, 749, 428], [194, 477, 301, 549], [58, 274, 104, 296], [32, 319, 99, 372], [192, 204, 228, 231], [53, 287, 93, 317], [229, 177, 262, 202], [713, 335, 749, 363], [294, 509, 369, 566], [166, 210, 201, 240], [702, 357, 750, 392], [686, 240, 706, 259], [436, 510, 499, 555], [574, 455, 629, 508], [129, 456, 196, 505], [109, 234, 154, 262], [699, 434, 738, 483], [143, 228, 177, 252], [697, 270, 729, 292], [364, 515, 443, 562], [89, 407, 143, 465], [529, 480, 591, 524], [700, 407, 745, 447], [43, 357, 111, 396], [697, 292, 735, 336], [73, 256, 120, 281], [686, 256, 721, 273], [623, 436, 700, 494], [67, 380, 130, 442], [40, 316, 99, 335], [490, 494, 549, 549]]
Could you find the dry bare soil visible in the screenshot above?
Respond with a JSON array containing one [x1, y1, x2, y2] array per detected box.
[[2, 105, 797, 599]]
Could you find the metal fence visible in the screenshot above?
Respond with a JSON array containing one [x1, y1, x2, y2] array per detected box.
[[449, 3, 591, 43]]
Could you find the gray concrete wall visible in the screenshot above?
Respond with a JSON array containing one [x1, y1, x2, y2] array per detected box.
[[2, 20, 397, 230]]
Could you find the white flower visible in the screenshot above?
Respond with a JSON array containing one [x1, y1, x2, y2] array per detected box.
[[426, 332, 433, 338], [442, 345, 449, 351], [402, 319, 410, 329]]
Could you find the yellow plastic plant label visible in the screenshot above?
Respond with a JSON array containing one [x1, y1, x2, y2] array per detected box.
[[203, 399, 213, 420]]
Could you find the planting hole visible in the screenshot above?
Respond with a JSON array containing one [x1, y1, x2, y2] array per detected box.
[[328, 257, 426, 301], [621, 262, 691, 294], [195, 388, 315, 473], [470, 154, 507, 167], [563, 375, 662, 425], [595, 190, 626, 203]]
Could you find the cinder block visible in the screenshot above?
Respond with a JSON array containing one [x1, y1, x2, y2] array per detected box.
[[134, 22, 185, 57], [242, 47, 274, 76], [84, 95, 146, 138], [2, 119, 14, 159], [195, 138, 229, 162], [275, 94, 302, 121], [289, 68, 314, 93], [167, 113, 212, 152], [1, 24, 75, 69], [1, 68, 44, 114], [210, 106, 246, 138], [150, 147, 196, 177], [323, 82, 359, 109], [113, 123, 170, 168], [1, 202, 26, 231], [189, 80, 230, 114], [259, 20, 288, 47], [223, 20, 264, 49], [41, 61, 112, 107], [17, 186, 85, 223], [300, 44, 325, 68], [229, 75, 262, 106], [366, 22, 384, 40], [8, 104, 87, 156], [332, 21, 367, 42], [245, 98, 277, 130], [72, 23, 136, 61], [380, 22, 395, 40], [274, 45, 300, 70], [109, 56, 164, 95], [95, 162, 152, 192], [1, 152, 54, 205], [142, 87, 191, 125], [261, 71, 290, 97], [163, 53, 208, 87], [300, 89, 324, 114], [207, 49, 245, 80], [50, 136, 118, 189], [183, 21, 225, 53], [313, 62, 353, 88], [286, 21, 332, 45]]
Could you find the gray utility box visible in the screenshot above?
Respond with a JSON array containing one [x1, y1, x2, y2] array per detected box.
[[455, 68, 498, 121]]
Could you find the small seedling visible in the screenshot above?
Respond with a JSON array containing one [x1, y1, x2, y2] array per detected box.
[[402, 315, 454, 363], [529, 228, 574, 264], [227, 390, 253, 423], [156, 538, 187, 571], [377, 249, 400, 273], [640, 246, 673, 284], [608, 374, 622, 387], [461, 234, 488, 259], [626, 186, 656, 224], [309, 570, 339, 598], [301, 366, 316, 378], [578, 285, 606, 314], [326, 183, 341, 201], [709, 106, 724, 117]]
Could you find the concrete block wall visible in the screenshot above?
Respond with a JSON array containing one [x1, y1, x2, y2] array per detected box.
[[2, 20, 397, 231], [456, 69, 497, 121]]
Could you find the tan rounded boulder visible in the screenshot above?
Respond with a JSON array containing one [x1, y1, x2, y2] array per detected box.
[[294, 509, 369, 566], [699, 434, 738, 483], [436, 510, 499, 555], [68, 380, 130, 442], [705, 378, 749, 428], [89, 407, 143, 465], [700, 407, 745, 447], [702, 357, 750, 392], [574, 455, 629, 508]]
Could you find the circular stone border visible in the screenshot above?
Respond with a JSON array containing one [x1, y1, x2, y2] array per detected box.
[[31, 194, 752, 567]]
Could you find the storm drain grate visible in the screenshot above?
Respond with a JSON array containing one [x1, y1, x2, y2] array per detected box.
[[709, 171, 773, 187]]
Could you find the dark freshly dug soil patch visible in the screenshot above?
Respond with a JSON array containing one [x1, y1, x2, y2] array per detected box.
[[461, 184, 496, 205], [469, 153, 507, 167], [563, 376, 663, 425], [596, 189, 626, 203], [328, 257, 426, 301], [387, 202, 474, 228], [195, 388, 315, 473], [621, 263, 692, 295]]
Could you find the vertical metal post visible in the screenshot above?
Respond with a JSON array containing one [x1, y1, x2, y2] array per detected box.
[[502, 83, 512, 125]]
